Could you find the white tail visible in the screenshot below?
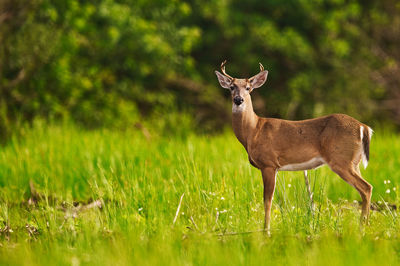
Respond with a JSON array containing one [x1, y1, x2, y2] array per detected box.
[[361, 126, 373, 169]]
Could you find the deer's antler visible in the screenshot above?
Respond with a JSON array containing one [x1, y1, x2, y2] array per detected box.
[[220, 60, 234, 80], [259, 62, 264, 72], [249, 62, 266, 82]]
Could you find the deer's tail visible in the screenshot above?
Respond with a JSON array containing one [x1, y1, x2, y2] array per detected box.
[[361, 125, 373, 169]]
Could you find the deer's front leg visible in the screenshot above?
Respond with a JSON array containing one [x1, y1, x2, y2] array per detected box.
[[261, 167, 277, 233]]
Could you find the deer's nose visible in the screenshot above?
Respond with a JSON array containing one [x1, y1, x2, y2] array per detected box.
[[233, 96, 244, 105]]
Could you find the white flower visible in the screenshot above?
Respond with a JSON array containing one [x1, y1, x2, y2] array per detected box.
[[221, 197, 225, 200], [138, 207, 143, 212], [386, 189, 391, 194], [384, 180, 387, 184], [288, 184, 292, 188], [393, 187, 396, 191]]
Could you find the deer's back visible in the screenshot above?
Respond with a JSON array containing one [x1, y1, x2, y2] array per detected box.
[[247, 114, 366, 169]]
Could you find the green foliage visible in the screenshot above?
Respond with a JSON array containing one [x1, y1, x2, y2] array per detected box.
[[1, 0, 400, 138], [0, 0, 202, 131], [0, 124, 400, 264]]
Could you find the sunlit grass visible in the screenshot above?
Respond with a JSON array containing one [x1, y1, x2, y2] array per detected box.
[[0, 122, 399, 265]]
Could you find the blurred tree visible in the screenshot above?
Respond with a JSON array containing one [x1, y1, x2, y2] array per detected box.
[[364, 0, 400, 126], [0, 0, 59, 140], [0, 0, 399, 141], [190, 0, 385, 122]]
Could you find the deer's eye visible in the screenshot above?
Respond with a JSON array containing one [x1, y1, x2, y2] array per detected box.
[[230, 86, 234, 91], [246, 87, 250, 91]]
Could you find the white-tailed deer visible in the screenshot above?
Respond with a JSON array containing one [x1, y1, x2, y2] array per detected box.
[[215, 60, 373, 231]]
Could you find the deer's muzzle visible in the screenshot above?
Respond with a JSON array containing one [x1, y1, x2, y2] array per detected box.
[[233, 96, 244, 106]]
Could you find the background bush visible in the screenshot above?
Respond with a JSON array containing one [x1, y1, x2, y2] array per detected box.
[[1, 0, 400, 140]]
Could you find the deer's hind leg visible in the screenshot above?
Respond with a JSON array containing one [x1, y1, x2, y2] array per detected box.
[[328, 160, 372, 223]]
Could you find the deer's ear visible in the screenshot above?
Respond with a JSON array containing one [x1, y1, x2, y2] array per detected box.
[[250, 70, 268, 89], [215, 71, 233, 89]]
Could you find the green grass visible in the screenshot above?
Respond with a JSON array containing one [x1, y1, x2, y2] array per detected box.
[[1, 122, 400, 265]]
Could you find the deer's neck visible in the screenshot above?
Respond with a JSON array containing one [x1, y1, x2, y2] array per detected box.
[[232, 96, 259, 148]]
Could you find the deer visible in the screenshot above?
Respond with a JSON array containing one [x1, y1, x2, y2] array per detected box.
[[215, 60, 373, 232]]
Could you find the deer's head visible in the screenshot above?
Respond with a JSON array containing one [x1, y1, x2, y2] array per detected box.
[[215, 60, 268, 112]]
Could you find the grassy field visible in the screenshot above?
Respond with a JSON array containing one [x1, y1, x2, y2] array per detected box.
[[1, 122, 400, 265]]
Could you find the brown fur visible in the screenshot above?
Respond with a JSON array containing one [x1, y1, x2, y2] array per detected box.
[[216, 64, 373, 231]]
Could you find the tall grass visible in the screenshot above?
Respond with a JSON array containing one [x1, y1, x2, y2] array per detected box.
[[0, 122, 399, 265]]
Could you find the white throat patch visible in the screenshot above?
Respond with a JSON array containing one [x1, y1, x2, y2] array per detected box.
[[232, 103, 246, 113]]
